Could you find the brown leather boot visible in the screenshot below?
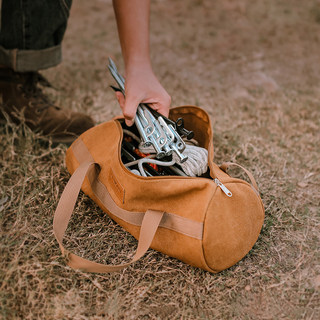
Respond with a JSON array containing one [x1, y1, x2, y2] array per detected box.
[[0, 68, 95, 143]]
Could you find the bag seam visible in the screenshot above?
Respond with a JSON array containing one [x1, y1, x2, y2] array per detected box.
[[201, 185, 219, 273]]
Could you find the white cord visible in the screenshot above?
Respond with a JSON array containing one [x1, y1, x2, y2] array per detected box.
[[130, 169, 141, 176], [139, 143, 208, 177], [125, 155, 175, 177], [122, 129, 141, 143], [138, 158, 176, 177], [138, 144, 155, 154], [124, 155, 154, 168]]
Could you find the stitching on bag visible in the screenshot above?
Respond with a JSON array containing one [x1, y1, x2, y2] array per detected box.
[[107, 168, 125, 204], [201, 184, 219, 273], [158, 211, 203, 239], [94, 178, 203, 240]]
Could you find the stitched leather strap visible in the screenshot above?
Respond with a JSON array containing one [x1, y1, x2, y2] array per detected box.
[[220, 162, 260, 195], [53, 161, 164, 273], [71, 138, 204, 240]]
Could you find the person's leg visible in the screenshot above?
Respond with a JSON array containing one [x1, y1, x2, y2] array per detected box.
[[0, 0, 94, 144], [0, 0, 71, 71]]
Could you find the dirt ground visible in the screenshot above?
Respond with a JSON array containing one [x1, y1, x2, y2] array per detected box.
[[1, 0, 319, 319]]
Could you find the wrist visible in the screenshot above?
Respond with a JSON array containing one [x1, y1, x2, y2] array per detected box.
[[125, 56, 152, 73]]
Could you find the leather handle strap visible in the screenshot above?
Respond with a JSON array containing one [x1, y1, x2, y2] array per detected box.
[[220, 162, 260, 195], [53, 161, 164, 273]]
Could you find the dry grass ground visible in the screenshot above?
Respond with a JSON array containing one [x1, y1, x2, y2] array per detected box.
[[1, 0, 319, 319]]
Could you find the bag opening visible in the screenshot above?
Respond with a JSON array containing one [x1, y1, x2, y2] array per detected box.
[[117, 119, 213, 179]]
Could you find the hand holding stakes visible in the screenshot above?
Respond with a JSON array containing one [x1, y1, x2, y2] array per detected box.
[[108, 58, 189, 163]]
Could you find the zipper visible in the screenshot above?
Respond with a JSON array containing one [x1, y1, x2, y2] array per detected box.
[[214, 179, 232, 197]]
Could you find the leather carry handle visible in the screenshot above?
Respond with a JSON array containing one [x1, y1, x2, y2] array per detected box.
[[220, 162, 260, 195], [53, 161, 164, 273]]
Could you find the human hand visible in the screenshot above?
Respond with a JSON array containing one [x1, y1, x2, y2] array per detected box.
[[115, 64, 171, 126]]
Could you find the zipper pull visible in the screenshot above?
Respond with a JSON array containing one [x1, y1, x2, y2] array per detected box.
[[214, 179, 232, 197]]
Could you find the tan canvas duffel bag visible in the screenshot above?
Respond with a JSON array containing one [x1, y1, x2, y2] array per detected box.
[[53, 106, 265, 273]]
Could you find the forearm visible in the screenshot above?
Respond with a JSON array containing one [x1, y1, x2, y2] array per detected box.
[[112, 0, 151, 71], [112, 0, 170, 125]]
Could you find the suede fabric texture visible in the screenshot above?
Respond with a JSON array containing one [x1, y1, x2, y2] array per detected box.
[[65, 106, 265, 272]]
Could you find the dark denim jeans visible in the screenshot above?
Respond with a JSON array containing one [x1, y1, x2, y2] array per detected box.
[[0, 0, 72, 71]]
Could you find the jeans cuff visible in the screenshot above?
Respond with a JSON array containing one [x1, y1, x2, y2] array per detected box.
[[0, 45, 62, 72]]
